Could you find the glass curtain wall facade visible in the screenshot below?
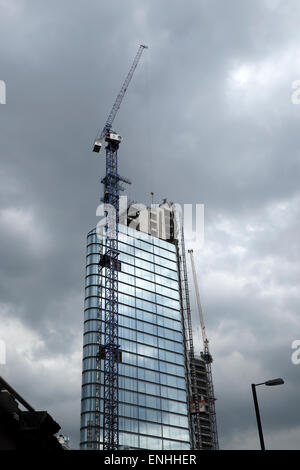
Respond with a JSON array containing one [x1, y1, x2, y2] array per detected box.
[[80, 224, 191, 450]]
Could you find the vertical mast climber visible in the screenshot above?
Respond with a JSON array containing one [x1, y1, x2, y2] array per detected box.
[[188, 249, 219, 450], [93, 45, 147, 450]]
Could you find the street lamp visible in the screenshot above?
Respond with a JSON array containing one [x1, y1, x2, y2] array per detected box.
[[251, 378, 284, 450]]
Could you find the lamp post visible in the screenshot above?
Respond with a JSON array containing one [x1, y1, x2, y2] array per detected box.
[[251, 378, 284, 450]]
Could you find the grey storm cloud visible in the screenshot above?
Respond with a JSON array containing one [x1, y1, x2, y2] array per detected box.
[[0, 0, 300, 449]]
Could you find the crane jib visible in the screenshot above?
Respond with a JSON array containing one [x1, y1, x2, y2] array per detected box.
[[93, 45, 148, 153]]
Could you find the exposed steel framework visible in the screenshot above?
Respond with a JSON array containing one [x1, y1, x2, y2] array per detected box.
[[188, 249, 219, 450]]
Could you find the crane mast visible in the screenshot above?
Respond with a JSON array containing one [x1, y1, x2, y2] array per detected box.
[[188, 249, 219, 450], [94, 45, 147, 450]]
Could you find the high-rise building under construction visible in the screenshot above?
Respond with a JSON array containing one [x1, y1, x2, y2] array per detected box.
[[80, 203, 218, 450], [80, 205, 192, 450]]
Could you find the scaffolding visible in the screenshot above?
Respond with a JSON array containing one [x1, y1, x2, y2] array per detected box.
[[175, 206, 218, 450], [188, 249, 219, 450], [175, 216, 202, 450]]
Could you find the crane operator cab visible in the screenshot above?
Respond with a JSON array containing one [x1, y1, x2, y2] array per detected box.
[[93, 132, 122, 153], [105, 132, 122, 144], [105, 131, 122, 151]]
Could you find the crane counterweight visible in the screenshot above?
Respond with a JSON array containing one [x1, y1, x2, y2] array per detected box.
[[93, 139, 102, 153]]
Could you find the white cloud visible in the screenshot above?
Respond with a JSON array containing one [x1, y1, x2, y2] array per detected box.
[[187, 191, 300, 447], [0, 302, 44, 361], [0, 302, 82, 446], [0, 0, 21, 17], [226, 46, 300, 115], [0, 206, 52, 254]]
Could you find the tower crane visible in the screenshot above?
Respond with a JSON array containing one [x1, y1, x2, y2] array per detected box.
[[93, 44, 148, 153], [188, 249, 219, 450], [93, 45, 147, 450]]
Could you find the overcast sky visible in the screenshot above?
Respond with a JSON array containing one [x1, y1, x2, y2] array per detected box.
[[1, 0, 300, 450]]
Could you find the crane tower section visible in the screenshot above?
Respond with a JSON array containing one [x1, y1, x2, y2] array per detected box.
[[94, 46, 147, 450]]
